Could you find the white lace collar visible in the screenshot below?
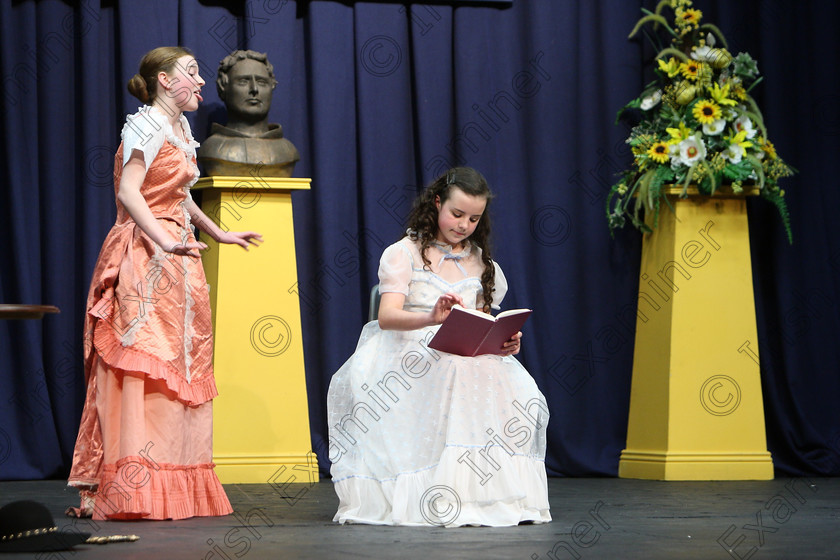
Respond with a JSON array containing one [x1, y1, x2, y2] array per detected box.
[[137, 105, 201, 190], [140, 105, 200, 159]]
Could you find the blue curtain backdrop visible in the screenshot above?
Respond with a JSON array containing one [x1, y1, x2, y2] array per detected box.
[[1, 0, 839, 481]]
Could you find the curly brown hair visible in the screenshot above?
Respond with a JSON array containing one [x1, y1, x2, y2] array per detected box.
[[405, 167, 496, 312]]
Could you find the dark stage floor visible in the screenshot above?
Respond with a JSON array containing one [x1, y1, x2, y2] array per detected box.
[[1, 477, 837, 559]]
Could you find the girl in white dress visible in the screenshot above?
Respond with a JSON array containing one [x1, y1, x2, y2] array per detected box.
[[327, 167, 550, 526]]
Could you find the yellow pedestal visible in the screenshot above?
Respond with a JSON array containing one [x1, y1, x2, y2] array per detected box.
[[194, 175, 317, 484], [618, 189, 773, 480]]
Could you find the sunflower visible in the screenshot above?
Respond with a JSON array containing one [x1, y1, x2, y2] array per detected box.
[[685, 8, 703, 24], [680, 60, 703, 81], [647, 141, 671, 164], [677, 8, 703, 27], [630, 133, 656, 157], [692, 100, 722, 124]]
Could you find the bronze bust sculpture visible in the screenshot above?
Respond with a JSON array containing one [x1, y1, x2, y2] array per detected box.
[[198, 50, 300, 177]]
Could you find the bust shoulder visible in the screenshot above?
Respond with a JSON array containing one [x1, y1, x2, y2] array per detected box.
[[198, 123, 300, 177]]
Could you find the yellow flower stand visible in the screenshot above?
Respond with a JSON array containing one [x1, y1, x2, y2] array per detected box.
[[194, 176, 317, 484], [618, 187, 774, 480]]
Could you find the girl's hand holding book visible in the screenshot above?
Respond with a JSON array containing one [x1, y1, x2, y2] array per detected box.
[[431, 293, 465, 324]]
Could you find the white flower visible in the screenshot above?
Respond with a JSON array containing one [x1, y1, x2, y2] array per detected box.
[[691, 45, 713, 62], [669, 144, 683, 169], [733, 115, 757, 139], [640, 90, 662, 110], [722, 143, 745, 164], [702, 118, 726, 136], [677, 135, 707, 166], [706, 33, 716, 47]]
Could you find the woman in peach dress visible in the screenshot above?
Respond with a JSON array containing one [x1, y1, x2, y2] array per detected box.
[[67, 47, 261, 520]]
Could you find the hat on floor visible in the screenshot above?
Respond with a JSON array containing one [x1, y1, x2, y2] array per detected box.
[[0, 500, 90, 553]]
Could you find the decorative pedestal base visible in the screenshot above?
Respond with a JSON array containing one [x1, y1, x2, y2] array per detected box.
[[194, 176, 317, 484], [618, 191, 773, 480]]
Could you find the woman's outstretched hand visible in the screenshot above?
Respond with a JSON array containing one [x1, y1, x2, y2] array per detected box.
[[218, 231, 264, 250], [167, 241, 207, 258], [431, 293, 465, 325]]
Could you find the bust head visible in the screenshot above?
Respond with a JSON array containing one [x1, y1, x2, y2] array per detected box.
[[216, 50, 277, 127], [198, 49, 299, 177]]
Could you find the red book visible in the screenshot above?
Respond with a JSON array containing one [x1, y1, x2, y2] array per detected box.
[[428, 305, 532, 357]]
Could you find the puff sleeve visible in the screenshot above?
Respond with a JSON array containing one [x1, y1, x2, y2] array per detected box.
[[489, 261, 508, 310], [120, 108, 166, 169], [377, 242, 413, 295]]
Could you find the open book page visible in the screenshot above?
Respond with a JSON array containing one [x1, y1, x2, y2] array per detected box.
[[428, 305, 532, 356]]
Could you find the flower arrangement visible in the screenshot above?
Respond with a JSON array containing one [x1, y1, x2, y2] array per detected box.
[[606, 0, 796, 242]]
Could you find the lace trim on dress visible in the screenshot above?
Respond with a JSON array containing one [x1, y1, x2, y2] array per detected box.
[[168, 130, 200, 192], [183, 260, 195, 383], [170, 119, 198, 377], [135, 106, 199, 232], [120, 107, 200, 377], [119, 246, 165, 347], [127, 106, 201, 191], [179, 226, 196, 383]]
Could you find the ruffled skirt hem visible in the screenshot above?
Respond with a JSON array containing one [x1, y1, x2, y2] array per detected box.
[[92, 320, 218, 406], [332, 450, 551, 527], [69, 456, 232, 521]]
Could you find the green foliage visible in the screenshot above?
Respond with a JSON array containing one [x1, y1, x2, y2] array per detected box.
[[604, 0, 796, 243], [762, 188, 793, 244], [722, 160, 753, 181]]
